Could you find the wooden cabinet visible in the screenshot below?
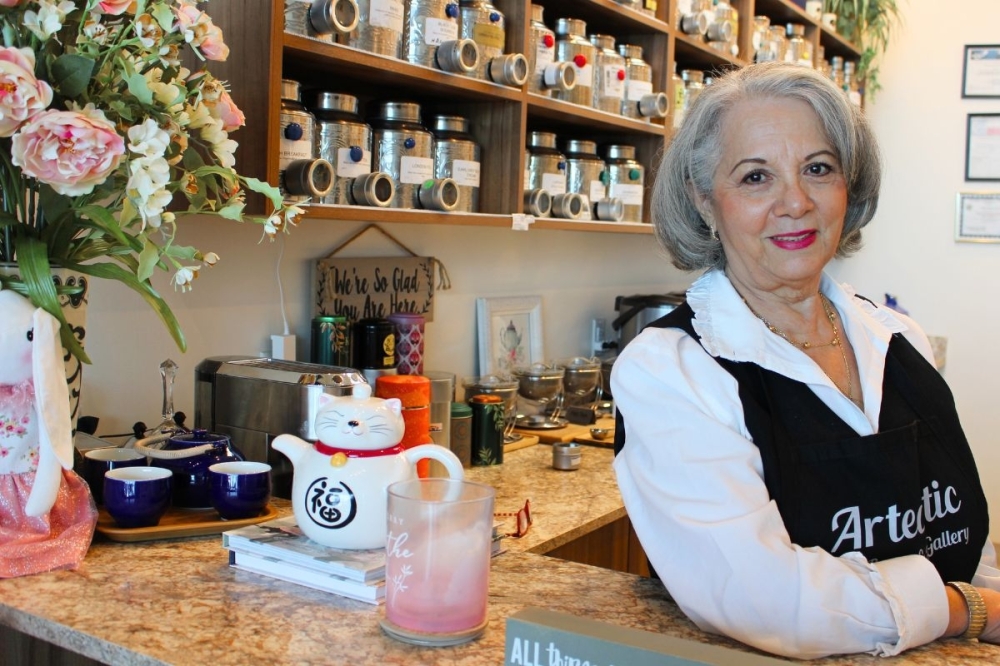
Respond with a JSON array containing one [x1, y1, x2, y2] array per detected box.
[[207, 0, 860, 234], [544, 515, 651, 577]]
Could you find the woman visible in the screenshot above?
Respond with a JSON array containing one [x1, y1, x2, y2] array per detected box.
[[611, 62, 1000, 659]]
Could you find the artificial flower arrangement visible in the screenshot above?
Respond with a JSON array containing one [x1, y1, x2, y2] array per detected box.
[[0, 0, 302, 363]]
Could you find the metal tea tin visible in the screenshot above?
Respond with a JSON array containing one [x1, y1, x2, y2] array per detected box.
[[563, 139, 606, 221], [526, 131, 566, 208], [314, 92, 372, 205], [310, 315, 351, 366], [404, 0, 479, 73], [552, 442, 581, 471], [450, 401, 473, 467], [605, 144, 644, 223], [619, 44, 667, 121], [284, 0, 359, 42], [469, 393, 504, 466], [279, 79, 333, 202], [370, 101, 434, 208], [431, 115, 480, 213], [347, 0, 404, 58], [554, 18, 595, 107], [459, 0, 506, 80], [589, 34, 626, 114]]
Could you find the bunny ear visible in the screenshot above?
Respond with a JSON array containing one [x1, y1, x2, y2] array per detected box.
[[32, 308, 74, 471]]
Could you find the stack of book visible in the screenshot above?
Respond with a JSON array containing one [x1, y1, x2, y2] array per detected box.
[[222, 516, 506, 605]]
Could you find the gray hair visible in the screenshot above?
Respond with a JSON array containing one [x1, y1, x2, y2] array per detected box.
[[652, 62, 882, 271]]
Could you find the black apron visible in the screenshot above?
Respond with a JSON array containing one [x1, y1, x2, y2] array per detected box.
[[615, 301, 989, 583]]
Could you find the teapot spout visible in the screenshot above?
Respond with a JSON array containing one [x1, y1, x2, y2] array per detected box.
[[272, 434, 310, 467]]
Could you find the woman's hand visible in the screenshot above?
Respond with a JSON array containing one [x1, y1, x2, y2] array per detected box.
[[979, 588, 1000, 643], [944, 586, 1000, 642]]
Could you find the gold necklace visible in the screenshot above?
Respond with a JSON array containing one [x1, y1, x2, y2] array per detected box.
[[743, 294, 855, 402]]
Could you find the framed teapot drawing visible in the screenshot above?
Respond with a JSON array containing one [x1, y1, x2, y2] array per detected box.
[[476, 296, 544, 376]]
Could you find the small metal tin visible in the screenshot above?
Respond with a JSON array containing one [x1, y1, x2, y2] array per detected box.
[[311, 315, 351, 366], [552, 442, 581, 471]]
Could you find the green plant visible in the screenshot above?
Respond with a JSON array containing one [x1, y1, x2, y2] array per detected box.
[[0, 0, 301, 364], [824, 0, 904, 98]]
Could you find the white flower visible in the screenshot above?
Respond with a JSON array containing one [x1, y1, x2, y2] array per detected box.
[[172, 266, 199, 291], [126, 154, 172, 229], [185, 102, 211, 130], [127, 119, 170, 159], [24, 0, 76, 40], [82, 12, 110, 45]]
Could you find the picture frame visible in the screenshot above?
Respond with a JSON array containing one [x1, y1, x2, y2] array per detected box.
[[956, 192, 1000, 243], [965, 114, 1000, 181], [962, 45, 1000, 98], [476, 296, 544, 375]]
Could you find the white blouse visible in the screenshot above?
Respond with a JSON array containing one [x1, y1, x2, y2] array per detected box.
[[611, 268, 999, 658]]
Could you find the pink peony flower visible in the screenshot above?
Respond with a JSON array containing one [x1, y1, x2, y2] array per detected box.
[[11, 106, 126, 197], [0, 0, 27, 6], [98, 0, 133, 14], [196, 22, 229, 61], [205, 89, 244, 131], [0, 46, 54, 137]]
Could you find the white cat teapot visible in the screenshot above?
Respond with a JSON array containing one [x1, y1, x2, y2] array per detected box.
[[273, 384, 464, 549]]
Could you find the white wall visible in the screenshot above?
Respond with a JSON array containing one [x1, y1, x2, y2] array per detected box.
[[82, 0, 1000, 538], [829, 1, 1000, 536]]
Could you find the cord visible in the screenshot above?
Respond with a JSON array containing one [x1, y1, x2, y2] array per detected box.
[[277, 233, 289, 335]]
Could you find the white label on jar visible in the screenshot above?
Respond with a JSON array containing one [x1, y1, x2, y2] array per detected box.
[[336, 147, 371, 177], [370, 0, 404, 33], [602, 65, 625, 99], [473, 23, 505, 51], [805, 0, 823, 19], [542, 172, 566, 195], [611, 183, 643, 205], [589, 180, 606, 203], [524, 168, 530, 189], [752, 30, 763, 51], [399, 156, 434, 184], [451, 159, 481, 187], [627, 79, 653, 101], [574, 63, 594, 88], [534, 41, 554, 73], [677, 0, 693, 14], [424, 17, 457, 45], [279, 126, 313, 166]]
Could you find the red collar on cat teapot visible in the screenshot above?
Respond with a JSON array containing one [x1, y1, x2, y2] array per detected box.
[[313, 442, 405, 458]]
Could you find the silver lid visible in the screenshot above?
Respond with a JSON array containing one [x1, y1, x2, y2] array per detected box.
[[431, 115, 469, 134], [314, 92, 358, 114], [371, 101, 422, 122], [588, 34, 615, 51], [530, 3, 544, 23], [618, 43, 643, 60], [528, 131, 558, 149], [681, 69, 704, 84], [564, 139, 597, 156], [605, 144, 636, 160], [281, 79, 302, 102], [554, 17, 586, 38]]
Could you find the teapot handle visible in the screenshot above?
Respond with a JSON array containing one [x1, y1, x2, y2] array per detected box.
[[133, 432, 217, 460], [404, 444, 465, 481]]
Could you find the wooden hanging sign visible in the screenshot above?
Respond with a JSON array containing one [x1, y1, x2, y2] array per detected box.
[[315, 255, 435, 322]]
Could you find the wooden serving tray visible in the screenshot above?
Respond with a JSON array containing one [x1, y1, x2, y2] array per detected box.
[[513, 415, 616, 447], [95, 503, 280, 543]]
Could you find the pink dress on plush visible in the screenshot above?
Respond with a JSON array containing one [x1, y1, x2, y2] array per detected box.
[[0, 381, 97, 578]]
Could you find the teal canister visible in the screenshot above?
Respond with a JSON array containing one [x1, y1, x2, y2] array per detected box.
[[469, 393, 504, 466], [450, 401, 473, 468]]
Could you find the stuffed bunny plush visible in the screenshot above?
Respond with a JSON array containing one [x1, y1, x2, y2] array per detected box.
[[0, 285, 97, 577]]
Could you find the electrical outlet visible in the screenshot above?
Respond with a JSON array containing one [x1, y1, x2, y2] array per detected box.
[[591, 318, 606, 356]]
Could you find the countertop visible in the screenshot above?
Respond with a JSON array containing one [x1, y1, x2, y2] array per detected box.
[[2, 444, 999, 665]]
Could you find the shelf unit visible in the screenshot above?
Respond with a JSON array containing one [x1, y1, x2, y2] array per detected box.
[[207, 0, 861, 234]]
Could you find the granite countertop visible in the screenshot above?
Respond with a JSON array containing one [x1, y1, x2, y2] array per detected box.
[[2, 444, 999, 665]]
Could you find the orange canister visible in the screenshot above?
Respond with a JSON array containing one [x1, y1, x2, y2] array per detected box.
[[376, 374, 433, 477]]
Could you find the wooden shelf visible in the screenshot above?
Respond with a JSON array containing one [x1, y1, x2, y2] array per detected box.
[[527, 94, 667, 136]]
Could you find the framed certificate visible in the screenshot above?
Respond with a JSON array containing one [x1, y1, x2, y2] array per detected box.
[[962, 45, 1000, 98], [956, 192, 1000, 243], [965, 114, 1000, 181]]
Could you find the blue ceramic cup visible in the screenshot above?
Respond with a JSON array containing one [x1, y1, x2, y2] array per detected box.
[[83, 447, 146, 505], [104, 467, 173, 528], [209, 461, 272, 520]]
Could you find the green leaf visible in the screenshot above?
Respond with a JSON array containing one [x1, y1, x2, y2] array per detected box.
[[164, 244, 199, 261], [137, 238, 159, 282], [50, 54, 96, 99], [126, 71, 154, 105], [243, 177, 284, 207], [217, 201, 245, 221], [151, 3, 174, 32]]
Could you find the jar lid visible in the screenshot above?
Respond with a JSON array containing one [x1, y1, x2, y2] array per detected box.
[[617, 43, 643, 60], [564, 139, 598, 156], [530, 3, 544, 22], [556, 356, 601, 370], [462, 375, 519, 390], [555, 17, 587, 37], [387, 311, 426, 324], [451, 402, 473, 417], [371, 101, 422, 123], [281, 79, 302, 102], [528, 131, 558, 149], [604, 144, 636, 160], [314, 92, 359, 114], [681, 69, 704, 84], [588, 34, 615, 51], [469, 393, 503, 404], [376, 374, 431, 405], [431, 115, 469, 134]]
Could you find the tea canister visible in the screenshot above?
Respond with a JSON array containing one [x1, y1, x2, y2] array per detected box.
[[526, 131, 566, 206], [431, 115, 481, 213], [552, 442, 581, 471], [313, 92, 373, 205], [563, 139, 606, 221], [527, 4, 574, 95], [279, 79, 333, 202], [459, 0, 504, 81], [554, 18, 595, 107], [403, 0, 479, 73], [469, 393, 504, 466], [346, 0, 404, 58], [370, 101, 435, 208], [605, 144, 644, 223], [671, 62, 687, 129], [589, 34, 626, 115], [375, 374, 433, 477], [352, 317, 397, 385], [310, 315, 351, 367], [387, 311, 425, 375], [450, 401, 473, 468], [619, 44, 667, 121], [284, 0, 359, 42]]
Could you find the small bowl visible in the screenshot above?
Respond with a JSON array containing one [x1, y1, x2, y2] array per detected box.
[[209, 461, 272, 520], [104, 467, 173, 528], [83, 447, 146, 505], [589, 427, 610, 441]]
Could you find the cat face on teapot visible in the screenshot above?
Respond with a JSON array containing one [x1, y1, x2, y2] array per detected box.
[[314, 384, 404, 450]]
